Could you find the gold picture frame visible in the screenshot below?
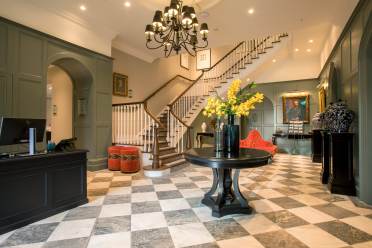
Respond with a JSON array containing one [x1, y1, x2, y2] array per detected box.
[[282, 94, 310, 124], [113, 73, 128, 97]]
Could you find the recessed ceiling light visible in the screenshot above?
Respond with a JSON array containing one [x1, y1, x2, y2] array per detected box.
[[124, 1, 131, 7], [295, 48, 299, 52], [80, 5, 86, 11], [308, 39, 314, 43], [248, 8, 255, 14], [307, 48, 311, 52], [272, 59, 276, 63]]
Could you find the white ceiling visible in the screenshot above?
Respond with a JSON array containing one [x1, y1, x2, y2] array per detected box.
[[0, 0, 358, 62]]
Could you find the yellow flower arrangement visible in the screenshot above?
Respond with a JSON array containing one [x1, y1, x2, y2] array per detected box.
[[203, 79, 264, 118]]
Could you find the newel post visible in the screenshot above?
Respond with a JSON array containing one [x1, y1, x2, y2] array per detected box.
[[152, 126, 160, 169]]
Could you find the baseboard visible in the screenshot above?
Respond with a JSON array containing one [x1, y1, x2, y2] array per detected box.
[[87, 157, 107, 171]]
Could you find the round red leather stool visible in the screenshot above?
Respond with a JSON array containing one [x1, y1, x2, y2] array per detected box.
[[107, 146, 121, 171], [120, 147, 140, 173]]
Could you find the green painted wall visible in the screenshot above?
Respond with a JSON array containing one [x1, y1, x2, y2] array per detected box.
[[318, 0, 372, 201], [0, 17, 113, 170]]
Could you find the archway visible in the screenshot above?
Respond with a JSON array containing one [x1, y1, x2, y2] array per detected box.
[[47, 57, 93, 154], [358, 12, 372, 204]]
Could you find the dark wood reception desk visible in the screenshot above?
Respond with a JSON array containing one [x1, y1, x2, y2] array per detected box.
[[0, 150, 88, 234]]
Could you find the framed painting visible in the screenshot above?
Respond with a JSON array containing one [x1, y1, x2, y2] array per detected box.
[[282, 94, 310, 123], [113, 72, 128, 97], [180, 53, 190, 70], [196, 48, 211, 71]]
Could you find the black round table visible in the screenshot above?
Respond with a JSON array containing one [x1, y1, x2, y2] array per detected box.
[[184, 148, 271, 217]]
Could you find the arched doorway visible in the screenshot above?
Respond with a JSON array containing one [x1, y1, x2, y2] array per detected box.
[[358, 13, 372, 204], [241, 97, 275, 140], [47, 57, 93, 154]]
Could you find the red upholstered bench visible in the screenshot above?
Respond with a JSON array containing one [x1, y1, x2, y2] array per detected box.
[[240, 130, 277, 156]]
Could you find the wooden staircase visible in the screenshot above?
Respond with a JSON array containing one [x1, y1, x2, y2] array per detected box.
[[112, 33, 288, 174]]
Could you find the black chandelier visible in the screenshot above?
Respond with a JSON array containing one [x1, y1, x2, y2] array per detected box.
[[145, 0, 209, 57]]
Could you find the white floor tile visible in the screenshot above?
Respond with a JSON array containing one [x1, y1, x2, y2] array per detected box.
[[287, 224, 347, 248], [88, 232, 130, 248], [99, 203, 131, 217], [341, 216, 372, 235], [47, 219, 96, 241], [289, 207, 335, 224], [168, 222, 214, 248], [131, 212, 167, 231], [217, 236, 265, 248], [234, 214, 281, 234]]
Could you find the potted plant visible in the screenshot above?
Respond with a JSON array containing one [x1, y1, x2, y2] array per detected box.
[[203, 79, 264, 156]]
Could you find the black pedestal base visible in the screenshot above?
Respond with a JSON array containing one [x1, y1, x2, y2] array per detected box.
[[201, 168, 251, 218]]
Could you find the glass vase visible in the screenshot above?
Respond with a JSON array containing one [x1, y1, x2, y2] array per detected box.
[[214, 118, 224, 153], [224, 114, 240, 157]]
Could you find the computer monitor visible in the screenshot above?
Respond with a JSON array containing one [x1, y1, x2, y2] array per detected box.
[[0, 118, 46, 146]]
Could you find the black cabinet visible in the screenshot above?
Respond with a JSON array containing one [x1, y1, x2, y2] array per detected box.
[[328, 133, 356, 196], [311, 130, 323, 163], [320, 131, 330, 184], [0, 150, 88, 234]]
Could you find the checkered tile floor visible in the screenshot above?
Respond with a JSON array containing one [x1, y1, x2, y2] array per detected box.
[[1, 153, 372, 248]]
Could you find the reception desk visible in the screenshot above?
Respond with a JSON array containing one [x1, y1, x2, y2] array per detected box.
[[0, 150, 88, 234]]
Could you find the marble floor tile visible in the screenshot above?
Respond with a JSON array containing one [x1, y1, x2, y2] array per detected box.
[[269, 197, 306, 209], [131, 185, 155, 193], [254, 230, 308, 248], [234, 214, 281, 235], [168, 222, 214, 248], [334, 201, 372, 216], [107, 186, 131, 195], [289, 194, 328, 206], [87, 232, 130, 248], [93, 216, 131, 235], [341, 216, 372, 235], [47, 219, 95, 242], [186, 197, 203, 208], [314, 203, 358, 219], [249, 199, 283, 213], [203, 218, 249, 241], [64, 206, 101, 221], [179, 188, 205, 198], [131, 212, 167, 231], [103, 194, 131, 205], [151, 178, 173, 184], [193, 207, 221, 222], [111, 175, 131, 182], [263, 210, 309, 228], [154, 183, 178, 192], [131, 179, 152, 186], [175, 182, 198, 189], [132, 201, 162, 214], [287, 224, 347, 248], [252, 189, 285, 199], [317, 220, 372, 245], [0, 223, 58, 247], [157, 190, 183, 200], [131, 192, 158, 202], [131, 227, 174, 248], [289, 206, 336, 224], [164, 209, 200, 226], [87, 182, 110, 190], [217, 236, 265, 248], [32, 211, 69, 225], [43, 237, 89, 248], [160, 198, 191, 211], [110, 180, 131, 187], [352, 241, 372, 248], [99, 203, 131, 217]]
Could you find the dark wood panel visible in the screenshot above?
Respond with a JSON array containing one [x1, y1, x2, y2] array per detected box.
[[0, 171, 48, 221], [0, 23, 8, 72], [0, 73, 12, 117], [0, 150, 88, 235], [18, 31, 44, 78]]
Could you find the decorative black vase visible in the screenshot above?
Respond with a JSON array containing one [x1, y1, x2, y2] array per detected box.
[[224, 114, 240, 157]]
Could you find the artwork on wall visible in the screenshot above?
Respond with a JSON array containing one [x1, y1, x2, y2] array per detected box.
[[113, 73, 128, 97], [282, 94, 310, 123], [180, 53, 190, 70], [196, 48, 211, 70], [318, 86, 326, 112]]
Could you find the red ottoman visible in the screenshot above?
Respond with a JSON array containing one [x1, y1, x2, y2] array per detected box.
[[108, 146, 121, 171], [120, 147, 140, 173]]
